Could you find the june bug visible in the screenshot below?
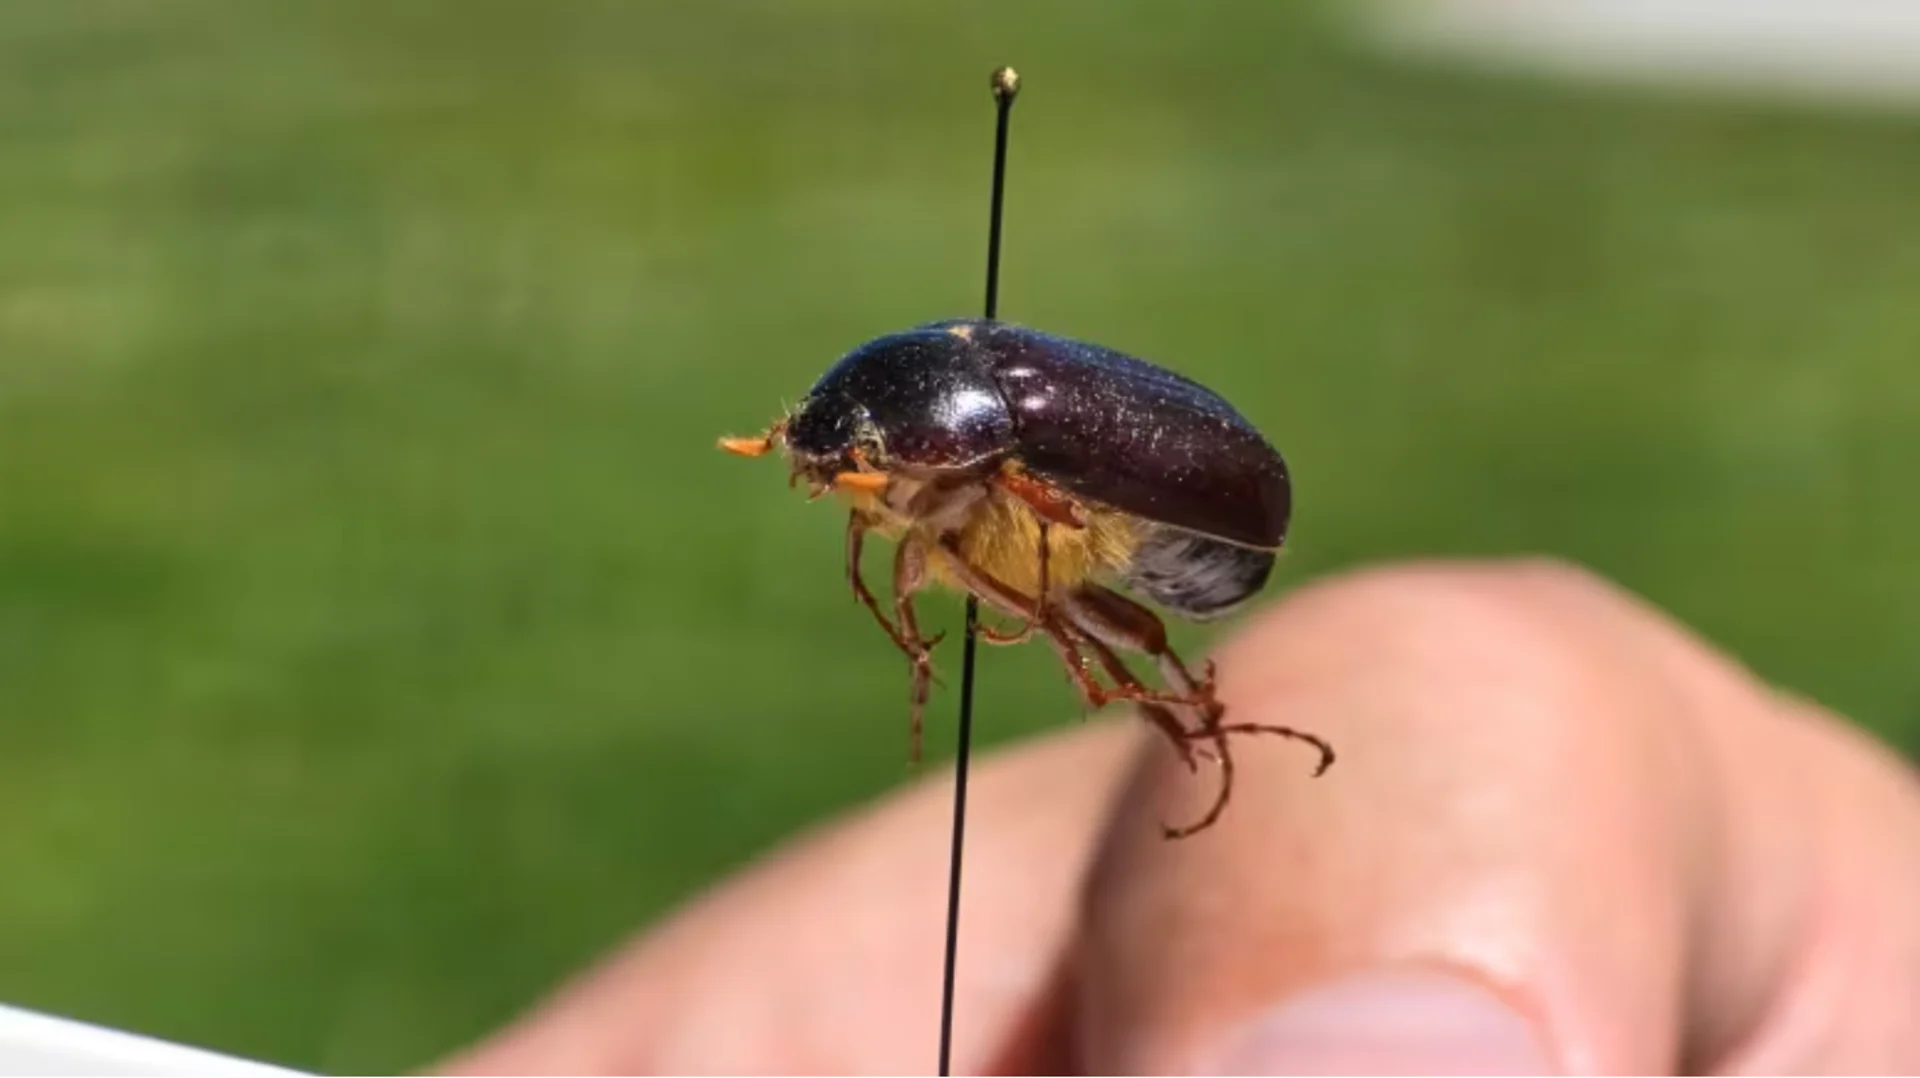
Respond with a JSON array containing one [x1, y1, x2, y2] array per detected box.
[[721, 318, 1331, 837]]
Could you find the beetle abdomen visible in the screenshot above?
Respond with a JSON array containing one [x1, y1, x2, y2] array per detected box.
[[1122, 523, 1275, 621]]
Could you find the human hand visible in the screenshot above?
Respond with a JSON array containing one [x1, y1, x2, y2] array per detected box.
[[439, 560, 1920, 1075]]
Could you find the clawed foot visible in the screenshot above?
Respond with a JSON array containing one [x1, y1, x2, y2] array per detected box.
[[1156, 720, 1336, 840]]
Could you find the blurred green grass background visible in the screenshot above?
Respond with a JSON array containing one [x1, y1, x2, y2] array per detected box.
[[1, 1, 1916, 1071]]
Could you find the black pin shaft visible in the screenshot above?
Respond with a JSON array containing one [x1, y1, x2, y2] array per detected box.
[[938, 65, 1018, 1078], [982, 71, 1015, 323]]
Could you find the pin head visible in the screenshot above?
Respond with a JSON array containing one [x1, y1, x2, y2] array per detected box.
[[991, 66, 1020, 105]]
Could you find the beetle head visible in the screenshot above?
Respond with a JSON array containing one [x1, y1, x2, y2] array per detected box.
[[782, 391, 882, 493]]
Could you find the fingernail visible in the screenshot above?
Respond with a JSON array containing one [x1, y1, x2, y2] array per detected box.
[[1205, 969, 1555, 1076]]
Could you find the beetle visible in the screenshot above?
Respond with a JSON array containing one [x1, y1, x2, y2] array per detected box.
[[720, 317, 1332, 837]]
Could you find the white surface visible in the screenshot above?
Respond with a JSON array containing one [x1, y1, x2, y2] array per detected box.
[[0, 1003, 304, 1076], [1361, 0, 1920, 110]]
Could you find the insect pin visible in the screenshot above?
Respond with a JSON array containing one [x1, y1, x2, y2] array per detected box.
[[717, 76, 1330, 841]]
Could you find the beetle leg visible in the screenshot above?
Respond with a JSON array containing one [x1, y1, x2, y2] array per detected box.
[[892, 535, 944, 766], [1161, 729, 1237, 840], [933, 534, 1208, 731], [1055, 594, 1248, 838], [934, 533, 1040, 624], [976, 467, 1086, 642], [847, 512, 940, 661], [977, 620, 1036, 645], [1069, 629, 1201, 774], [927, 536, 1219, 780], [1035, 617, 1107, 722], [933, 534, 1110, 713], [995, 466, 1089, 529], [1064, 582, 1334, 759], [979, 521, 1049, 646], [1062, 583, 1335, 838], [1055, 584, 1229, 712], [930, 544, 1200, 778], [1157, 721, 1337, 839], [847, 515, 947, 765]]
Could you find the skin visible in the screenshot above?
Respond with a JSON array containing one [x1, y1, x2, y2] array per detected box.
[[438, 558, 1920, 1075]]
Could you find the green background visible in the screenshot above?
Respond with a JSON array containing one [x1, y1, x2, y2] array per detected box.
[[1, 2, 1914, 1071]]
